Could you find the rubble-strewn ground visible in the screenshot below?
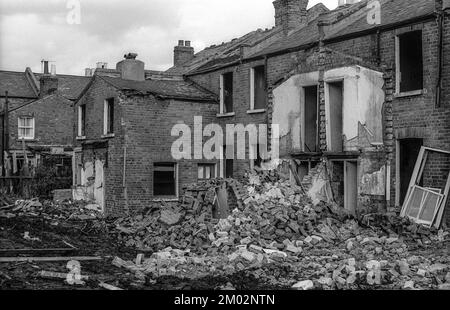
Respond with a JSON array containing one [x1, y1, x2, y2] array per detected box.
[[1, 171, 449, 290]]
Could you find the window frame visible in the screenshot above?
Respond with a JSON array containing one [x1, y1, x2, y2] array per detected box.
[[220, 72, 234, 114], [249, 65, 266, 111], [78, 104, 86, 138], [18, 116, 35, 140], [395, 30, 424, 95], [103, 98, 114, 135]]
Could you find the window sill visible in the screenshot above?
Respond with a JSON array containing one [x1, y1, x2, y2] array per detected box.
[[216, 112, 235, 118], [152, 197, 178, 202], [76, 136, 87, 141], [17, 138, 36, 142], [394, 89, 424, 98], [101, 133, 115, 139], [247, 109, 266, 115]]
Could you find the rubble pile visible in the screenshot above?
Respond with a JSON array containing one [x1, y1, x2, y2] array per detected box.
[[109, 170, 450, 290], [0, 198, 103, 221]]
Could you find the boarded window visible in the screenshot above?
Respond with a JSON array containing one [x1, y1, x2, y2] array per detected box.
[[18, 117, 35, 140], [198, 164, 216, 180], [104, 98, 114, 134], [154, 163, 176, 196], [252, 65, 266, 110], [398, 30, 423, 93], [221, 72, 233, 113]]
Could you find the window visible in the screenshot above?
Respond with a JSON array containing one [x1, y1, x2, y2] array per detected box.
[[396, 30, 423, 93], [198, 164, 216, 180], [78, 105, 86, 137], [104, 98, 114, 135], [250, 65, 266, 110], [220, 72, 233, 113], [153, 163, 177, 197], [18, 117, 35, 140]]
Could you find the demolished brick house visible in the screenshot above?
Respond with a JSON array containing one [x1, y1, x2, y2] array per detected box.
[[165, 0, 450, 227], [0, 65, 90, 191], [72, 53, 218, 214]]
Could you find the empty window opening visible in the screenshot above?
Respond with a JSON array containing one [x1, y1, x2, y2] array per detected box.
[[223, 145, 234, 178], [221, 72, 233, 113], [251, 65, 266, 110], [327, 81, 344, 152], [78, 105, 86, 137], [250, 143, 264, 170], [397, 30, 423, 93], [303, 86, 319, 152], [154, 163, 177, 197], [18, 117, 35, 140], [198, 163, 216, 180], [399, 138, 423, 205], [104, 98, 114, 135]]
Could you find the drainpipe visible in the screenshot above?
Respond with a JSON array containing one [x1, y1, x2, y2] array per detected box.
[[436, 9, 444, 108], [2, 91, 9, 176]]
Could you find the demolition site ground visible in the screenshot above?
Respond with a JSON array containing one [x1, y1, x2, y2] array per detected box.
[[0, 171, 449, 290]]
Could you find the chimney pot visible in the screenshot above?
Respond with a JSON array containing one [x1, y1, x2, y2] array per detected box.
[[178, 40, 185, 47], [185, 40, 191, 47]]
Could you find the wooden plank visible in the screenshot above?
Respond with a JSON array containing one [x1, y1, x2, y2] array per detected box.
[[99, 282, 123, 290], [0, 256, 102, 263]]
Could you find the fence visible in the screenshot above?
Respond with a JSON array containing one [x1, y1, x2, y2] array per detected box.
[[0, 176, 72, 199]]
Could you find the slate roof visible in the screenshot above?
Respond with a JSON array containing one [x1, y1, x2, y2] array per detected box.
[[35, 74, 91, 100], [0, 70, 90, 100], [173, 0, 436, 74], [0, 71, 37, 98], [100, 76, 218, 102]]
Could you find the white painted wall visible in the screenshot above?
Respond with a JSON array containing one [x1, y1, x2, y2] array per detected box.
[[272, 71, 319, 152], [324, 66, 385, 150]]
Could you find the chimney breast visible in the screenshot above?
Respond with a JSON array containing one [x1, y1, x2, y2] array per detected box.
[[273, 0, 309, 34], [116, 53, 145, 81], [174, 40, 194, 67]]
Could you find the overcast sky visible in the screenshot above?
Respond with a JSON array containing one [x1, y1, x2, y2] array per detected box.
[[0, 0, 338, 75]]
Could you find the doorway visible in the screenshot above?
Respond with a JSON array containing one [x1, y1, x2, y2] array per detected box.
[[327, 81, 344, 152], [398, 138, 423, 205], [303, 86, 319, 152], [344, 161, 358, 215]]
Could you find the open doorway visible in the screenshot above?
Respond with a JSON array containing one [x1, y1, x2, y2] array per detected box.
[[303, 86, 319, 152], [327, 81, 344, 152], [331, 160, 358, 214], [398, 138, 423, 205]]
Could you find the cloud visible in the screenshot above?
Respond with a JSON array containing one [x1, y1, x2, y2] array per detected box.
[[0, 0, 338, 75]]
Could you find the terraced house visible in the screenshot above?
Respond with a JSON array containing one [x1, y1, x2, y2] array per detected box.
[[166, 0, 450, 227], [0, 64, 90, 192]]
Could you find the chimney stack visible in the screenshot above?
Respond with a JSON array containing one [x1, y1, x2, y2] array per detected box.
[[116, 53, 145, 81], [338, 0, 360, 6], [174, 40, 194, 67], [39, 73, 58, 98], [273, 0, 309, 34]]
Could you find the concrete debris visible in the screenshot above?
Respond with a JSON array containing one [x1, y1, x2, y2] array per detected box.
[[1, 170, 449, 290]]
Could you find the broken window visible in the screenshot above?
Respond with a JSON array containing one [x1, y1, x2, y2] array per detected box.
[[220, 72, 233, 113], [398, 138, 423, 205], [153, 163, 177, 197], [198, 164, 216, 180], [400, 146, 450, 228], [104, 98, 114, 135], [18, 117, 35, 140], [78, 105, 86, 137], [251, 65, 266, 110], [222, 145, 234, 178], [397, 30, 423, 93]]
